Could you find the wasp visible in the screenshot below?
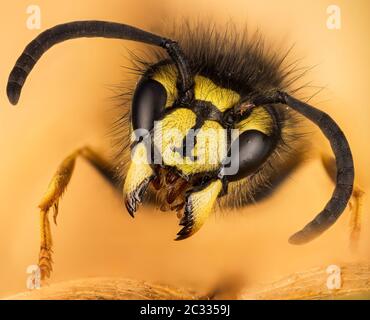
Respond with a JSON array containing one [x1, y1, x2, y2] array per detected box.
[[7, 20, 363, 280]]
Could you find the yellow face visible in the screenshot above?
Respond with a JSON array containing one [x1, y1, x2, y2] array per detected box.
[[124, 64, 277, 240], [151, 65, 273, 177], [152, 108, 227, 176]]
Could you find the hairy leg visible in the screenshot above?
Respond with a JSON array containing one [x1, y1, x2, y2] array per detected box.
[[38, 147, 117, 279]]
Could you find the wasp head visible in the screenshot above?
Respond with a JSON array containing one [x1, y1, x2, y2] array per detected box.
[[124, 64, 276, 239]]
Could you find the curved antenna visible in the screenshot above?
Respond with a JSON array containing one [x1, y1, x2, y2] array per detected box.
[[253, 91, 354, 244], [7, 20, 194, 105]]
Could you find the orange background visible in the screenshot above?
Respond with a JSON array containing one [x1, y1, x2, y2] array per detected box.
[[0, 0, 369, 297]]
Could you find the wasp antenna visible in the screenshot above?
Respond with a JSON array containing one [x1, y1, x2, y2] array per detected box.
[[253, 91, 354, 243], [6, 20, 193, 105]]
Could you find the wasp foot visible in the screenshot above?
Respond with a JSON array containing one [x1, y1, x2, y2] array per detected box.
[[38, 209, 54, 280], [349, 187, 365, 251], [37, 152, 78, 279]]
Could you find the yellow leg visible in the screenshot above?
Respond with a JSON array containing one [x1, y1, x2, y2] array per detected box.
[[348, 187, 365, 250], [321, 154, 365, 250], [37, 147, 115, 279]]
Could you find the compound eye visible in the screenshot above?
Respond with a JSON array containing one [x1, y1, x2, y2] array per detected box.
[[131, 78, 167, 133], [228, 130, 274, 181]]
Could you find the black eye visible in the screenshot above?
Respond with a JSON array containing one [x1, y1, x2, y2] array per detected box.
[[227, 130, 274, 181], [131, 78, 167, 133]]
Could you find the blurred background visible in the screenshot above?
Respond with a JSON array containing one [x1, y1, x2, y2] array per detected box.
[[0, 0, 369, 297]]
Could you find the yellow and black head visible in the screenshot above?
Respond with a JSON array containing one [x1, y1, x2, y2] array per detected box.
[[6, 21, 354, 244], [124, 61, 282, 239]]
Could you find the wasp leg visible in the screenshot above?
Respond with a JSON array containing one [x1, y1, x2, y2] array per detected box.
[[37, 146, 116, 279], [321, 154, 365, 250]]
